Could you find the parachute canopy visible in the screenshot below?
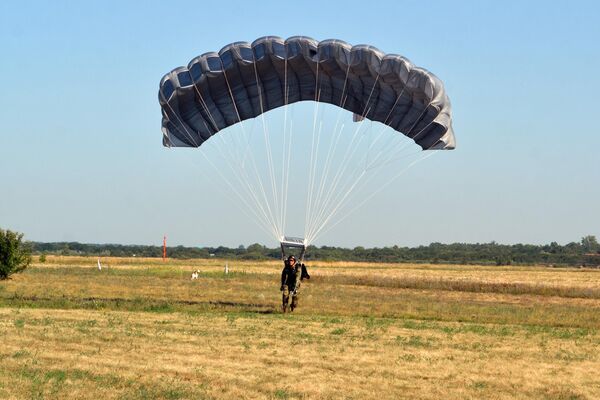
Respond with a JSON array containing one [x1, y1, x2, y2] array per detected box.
[[159, 36, 455, 150]]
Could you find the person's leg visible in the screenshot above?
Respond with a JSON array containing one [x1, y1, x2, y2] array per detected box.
[[282, 285, 289, 313], [291, 292, 299, 312]]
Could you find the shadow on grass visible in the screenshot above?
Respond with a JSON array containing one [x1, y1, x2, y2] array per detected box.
[[0, 294, 277, 315]]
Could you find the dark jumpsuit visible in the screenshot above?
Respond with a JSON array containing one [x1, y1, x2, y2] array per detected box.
[[280, 261, 302, 311]]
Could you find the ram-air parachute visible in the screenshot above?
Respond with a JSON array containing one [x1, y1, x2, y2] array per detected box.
[[159, 36, 455, 250]]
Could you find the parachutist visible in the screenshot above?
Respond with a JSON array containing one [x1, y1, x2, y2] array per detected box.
[[281, 255, 307, 313], [279, 237, 309, 312]]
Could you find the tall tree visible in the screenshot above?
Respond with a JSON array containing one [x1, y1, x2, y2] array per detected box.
[[0, 228, 32, 279], [581, 235, 599, 253]]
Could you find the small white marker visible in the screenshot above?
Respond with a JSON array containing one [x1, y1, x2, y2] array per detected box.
[[97, 258, 102, 270], [224, 262, 229, 274]]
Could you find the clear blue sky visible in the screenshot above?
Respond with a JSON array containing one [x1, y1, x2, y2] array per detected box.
[[1, 0, 599, 248]]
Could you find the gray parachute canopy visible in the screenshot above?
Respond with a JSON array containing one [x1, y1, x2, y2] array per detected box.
[[159, 36, 455, 150]]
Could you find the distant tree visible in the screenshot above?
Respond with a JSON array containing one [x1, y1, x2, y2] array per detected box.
[[39, 254, 47, 263], [581, 236, 599, 253], [21, 236, 598, 266], [565, 242, 581, 253], [246, 243, 264, 252], [60, 243, 70, 256], [0, 228, 32, 279]]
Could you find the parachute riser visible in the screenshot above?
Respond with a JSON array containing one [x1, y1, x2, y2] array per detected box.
[[280, 236, 307, 262]]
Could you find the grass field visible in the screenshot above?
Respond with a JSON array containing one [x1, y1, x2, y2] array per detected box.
[[1, 256, 600, 399]]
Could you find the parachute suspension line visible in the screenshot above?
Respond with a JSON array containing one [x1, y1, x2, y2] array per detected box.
[[308, 115, 346, 238], [190, 81, 220, 134], [306, 65, 352, 239], [239, 118, 258, 168], [365, 100, 436, 171], [187, 64, 279, 239], [338, 63, 352, 108], [159, 96, 200, 149], [304, 120, 352, 241], [280, 57, 292, 237], [314, 151, 437, 242], [189, 73, 281, 240], [320, 146, 422, 230], [361, 74, 380, 120], [305, 43, 352, 238], [214, 66, 282, 239], [163, 113, 269, 238], [306, 66, 358, 242], [354, 88, 430, 174], [188, 78, 275, 233], [303, 60, 322, 239], [218, 117, 276, 228], [251, 60, 284, 239], [305, 118, 371, 242], [192, 74, 244, 165], [194, 83, 279, 240], [303, 98, 320, 240], [284, 68, 297, 238], [281, 60, 297, 238], [307, 119, 324, 231], [228, 132, 282, 240], [306, 72, 380, 243], [308, 100, 434, 243], [366, 129, 432, 172], [189, 77, 272, 221], [198, 148, 279, 239], [364, 88, 406, 167], [309, 150, 438, 244], [163, 122, 276, 239], [195, 150, 276, 239], [307, 74, 379, 244], [190, 76, 247, 167], [204, 129, 281, 239], [305, 114, 369, 242], [313, 152, 436, 244], [220, 60, 253, 160], [282, 119, 294, 238], [306, 169, 367, 244]]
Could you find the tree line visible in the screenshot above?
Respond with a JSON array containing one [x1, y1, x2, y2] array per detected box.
[[30, 236, 600, 267]]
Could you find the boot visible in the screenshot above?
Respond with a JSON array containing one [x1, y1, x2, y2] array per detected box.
[[290, 295, 299, 312]]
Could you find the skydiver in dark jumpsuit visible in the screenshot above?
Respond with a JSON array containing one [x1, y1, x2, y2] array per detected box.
[[280, 255, 306, 313]]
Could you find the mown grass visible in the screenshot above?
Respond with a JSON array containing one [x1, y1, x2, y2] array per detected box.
[[4, 263, 600, 328], [1, 257, 600, 399], [322, 273, 600, 299]]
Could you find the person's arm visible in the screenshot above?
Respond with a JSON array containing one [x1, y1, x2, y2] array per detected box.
[[281, 265, 287, 289], [294, 264, 302, 290]]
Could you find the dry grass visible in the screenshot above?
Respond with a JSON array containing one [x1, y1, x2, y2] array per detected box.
[[1, 256, 599, 399]]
